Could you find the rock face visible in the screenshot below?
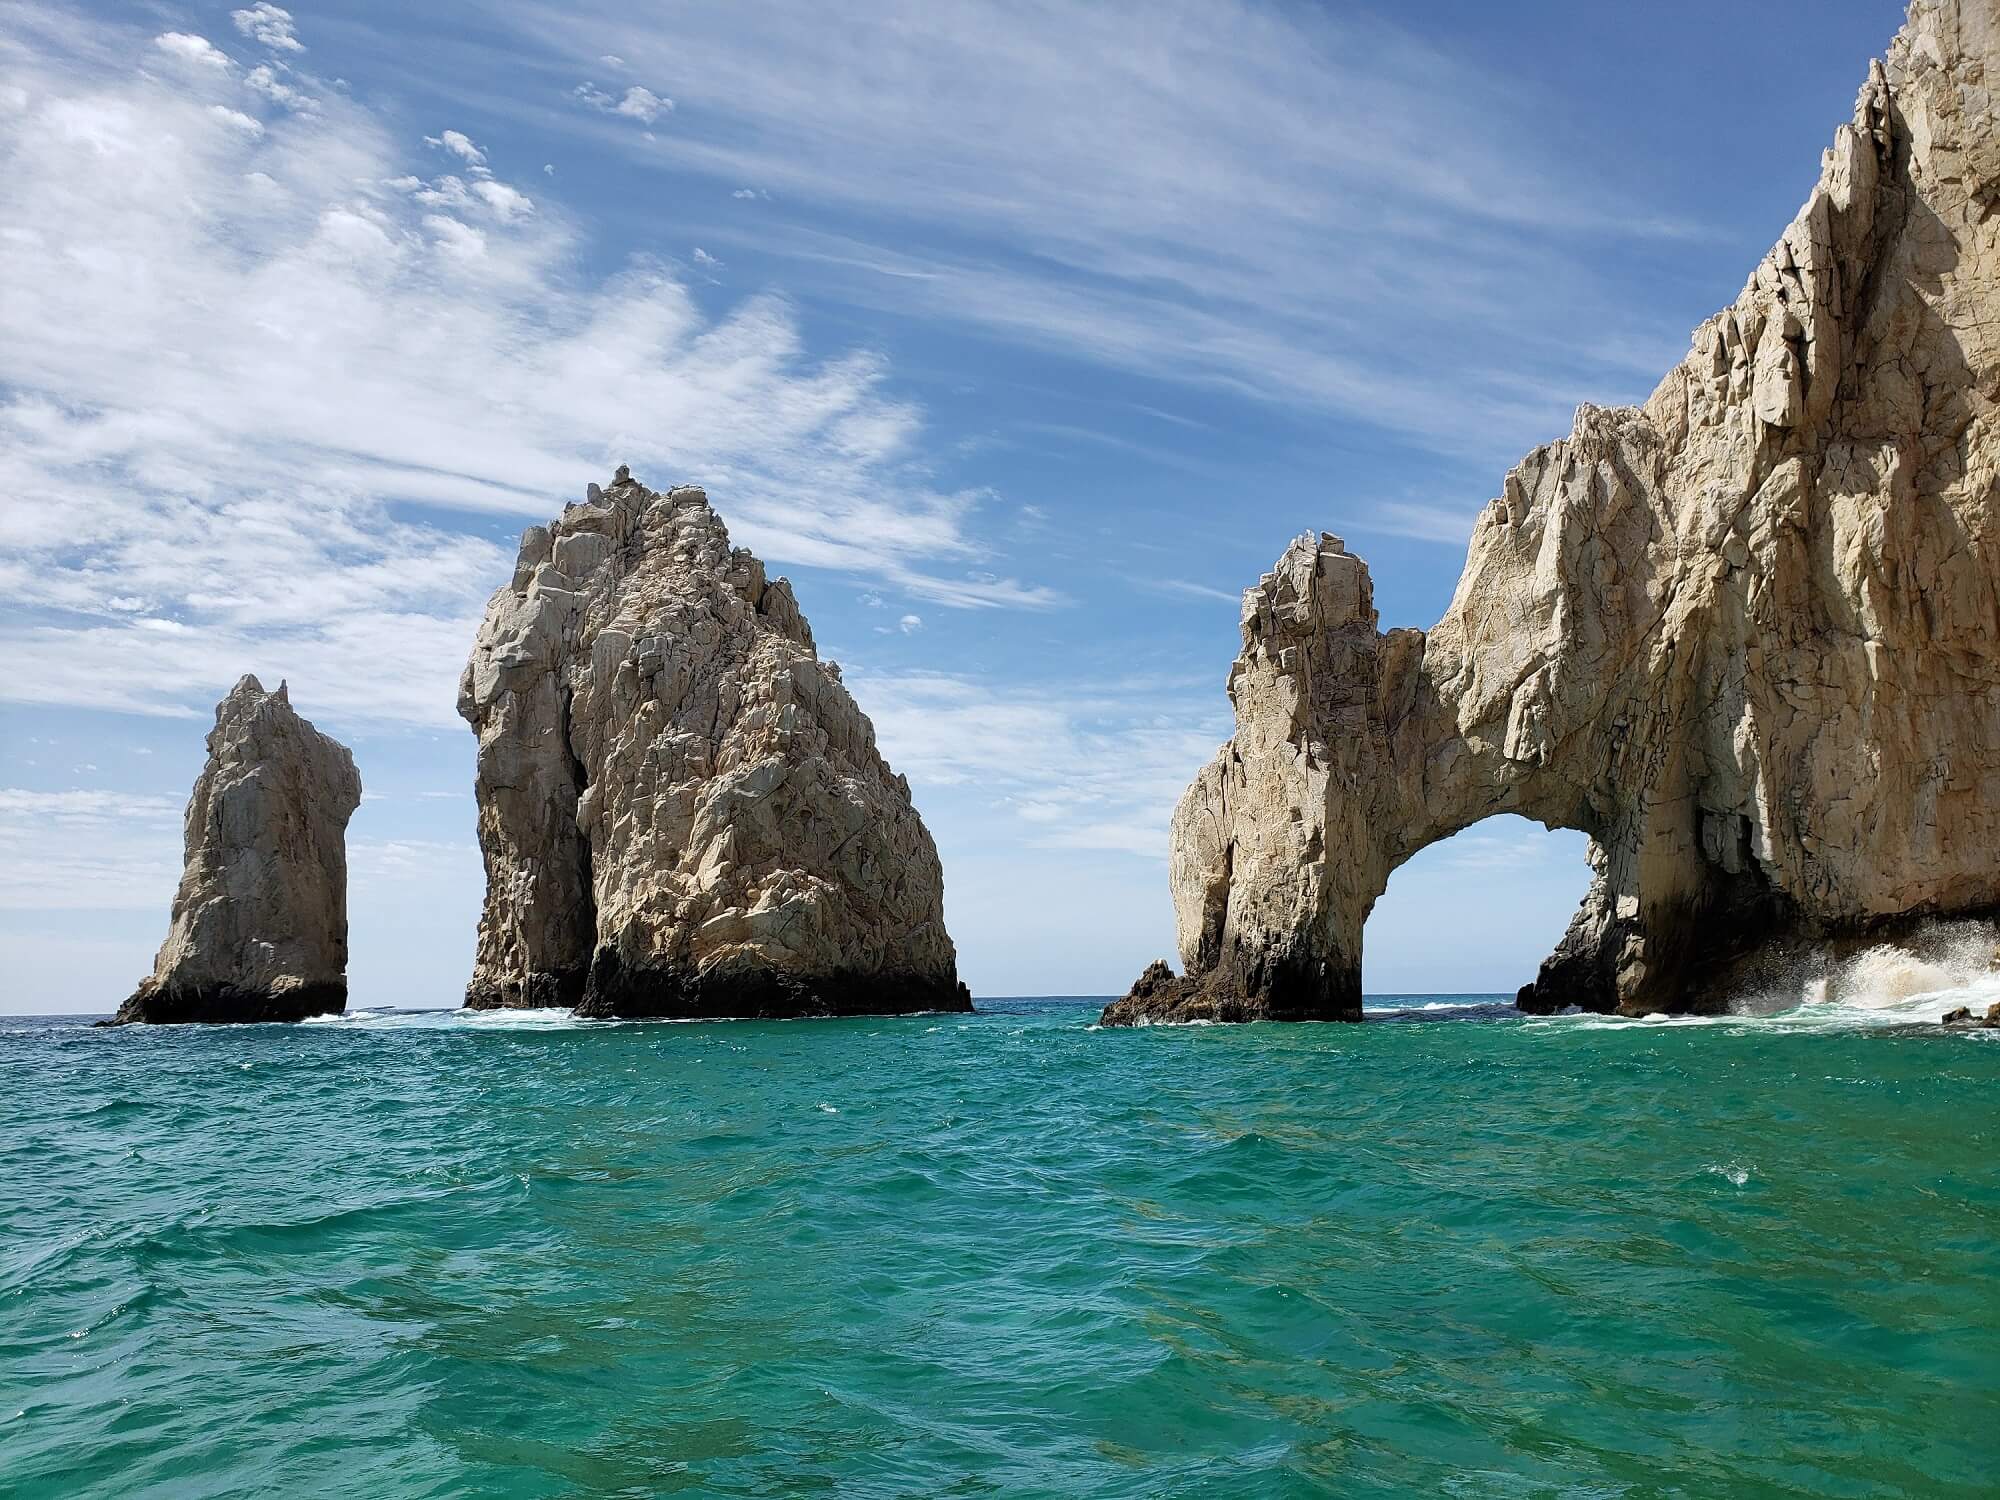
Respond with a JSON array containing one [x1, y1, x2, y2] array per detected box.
[[460, 469, 969, 1020], [110, 676, 361, 1025], [1112, 0, 2000, 1024]]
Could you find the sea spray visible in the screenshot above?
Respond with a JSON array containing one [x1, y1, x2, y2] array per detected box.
[[1726, 918, 2000, 1028]]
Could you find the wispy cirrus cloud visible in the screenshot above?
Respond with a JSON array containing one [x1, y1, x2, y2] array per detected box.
[[491, 0, 1704, 460], [0, 789, 183, 911], [0, 5, 1053, 732], [231, 4, 303, 55], [849, 668, 1228, 860]]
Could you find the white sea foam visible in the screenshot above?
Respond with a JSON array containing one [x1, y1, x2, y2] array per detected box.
[[1530, 919, 2000, 1035], [1735, 919, 2000, 1031], [301, 1006, 587, 1031]]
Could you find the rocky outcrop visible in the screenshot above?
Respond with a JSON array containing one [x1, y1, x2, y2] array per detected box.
[[1941, 1001, 2000, 1025], [1113, 0, 2000, 1024], [460, 468, 969, 1020], [108, 676, 361, 1025]]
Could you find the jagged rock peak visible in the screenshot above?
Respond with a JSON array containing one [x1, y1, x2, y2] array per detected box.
[[108, 674, 362, 1025], [460, 467, 970, 1020], [1111, 0, 2000, 1024]]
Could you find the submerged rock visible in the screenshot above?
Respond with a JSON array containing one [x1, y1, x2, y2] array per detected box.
[[1114, 0, 2000, 1025], [108, 676, 361, 1025], [460, 471, 969, 1020], [1941, 1002, 2000, 1028]]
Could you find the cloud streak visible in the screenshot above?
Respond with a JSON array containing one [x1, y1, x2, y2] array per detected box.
[[850, 668, 1228, 861], [0, 7, 1053, 732], [497, 0, 1703, 459]]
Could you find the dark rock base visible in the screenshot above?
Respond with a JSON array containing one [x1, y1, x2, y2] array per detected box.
[[1517, 898, 2000, 1017], [463, 967, 588, 1012], [1099, 959, 1363, 1026], [99, 980, 347, 1027], [572, 949, 973, 1021]]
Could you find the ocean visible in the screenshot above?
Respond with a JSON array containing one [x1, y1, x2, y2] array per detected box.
[[3, 971, 1996, 1497]]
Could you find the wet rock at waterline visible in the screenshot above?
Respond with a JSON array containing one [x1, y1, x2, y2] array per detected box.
[[1941, 1002, 2000, 1028], [460, 470, 968, 1020], [1114, 0, 2000, 1025], [107, 676, 361, 1026]]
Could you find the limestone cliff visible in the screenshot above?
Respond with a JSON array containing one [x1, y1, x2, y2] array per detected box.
[[460, 468, 969, 1019], [109, 675, 361, 1025], [1108, 0, 2000, 1024]]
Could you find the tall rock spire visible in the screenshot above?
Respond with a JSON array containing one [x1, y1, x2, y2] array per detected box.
[[109, 675, 361, 1025], [460, 471, 970, 1019]]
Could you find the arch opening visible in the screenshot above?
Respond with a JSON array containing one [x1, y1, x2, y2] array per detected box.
[[1360, 814, 1595, 1011]]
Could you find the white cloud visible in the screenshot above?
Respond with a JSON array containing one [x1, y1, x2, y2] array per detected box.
[[1338, 501, 1481, 547], [152, 32, 231, 71], [0, 14, 1054, 735], [731, 187, 766, 201], [348, 837, 480, 881], [691, 246, 719, 267], [426, 128, 487, 168], [0, 789, 181, 818], [897, 613, 921, 633], [614, 85, 669, 123], [423, 213, 486, 260], [1138, 577, 1240, 605], [472, 179, 535, 218], [850, 669, 1226, 860], [506, 0, 1704, 462], [0, 788, 183, 911], [573, 81, 671, 125], [208, 104, 263, 135], [245, 63, 315, 113], [231, 4, 303, 54]]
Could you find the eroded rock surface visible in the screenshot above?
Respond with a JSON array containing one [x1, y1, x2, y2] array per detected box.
[[110, 676, 361, 1025], [461, 470, 968, 1019], [1113, 0, 2000, 1023]]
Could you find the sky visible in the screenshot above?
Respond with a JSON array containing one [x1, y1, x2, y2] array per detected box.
[[0, 0, 1904, 1013]]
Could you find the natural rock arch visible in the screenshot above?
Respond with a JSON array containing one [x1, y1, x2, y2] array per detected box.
[[1107, 1, 2000, 1024]]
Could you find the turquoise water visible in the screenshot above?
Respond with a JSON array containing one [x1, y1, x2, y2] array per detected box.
[[2, 995, 1996, 1498]]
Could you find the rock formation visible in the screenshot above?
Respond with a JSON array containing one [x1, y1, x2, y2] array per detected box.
[[1110, 0, 2000, 1024], [460, 469, 969, 1020], [109, 676, 361, 1025], [1941, 1001, 2000, 1025]]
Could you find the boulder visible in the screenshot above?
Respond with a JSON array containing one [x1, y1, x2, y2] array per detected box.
[[107, 675, 361, 1025], [460, 472, 969, 1019], [1113, 0, 2000, 1023]]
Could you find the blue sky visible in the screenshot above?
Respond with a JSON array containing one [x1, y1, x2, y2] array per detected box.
[[0, 0, 1901, 1013]]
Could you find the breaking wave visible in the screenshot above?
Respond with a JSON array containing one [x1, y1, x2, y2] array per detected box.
[[1528, 919, 2000, 1033], [1733, 918, 2000, 1030], [300, 1005, 588, 1031]]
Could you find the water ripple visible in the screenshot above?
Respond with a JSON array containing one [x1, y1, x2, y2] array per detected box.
[[1, 997, 1996, 1496]]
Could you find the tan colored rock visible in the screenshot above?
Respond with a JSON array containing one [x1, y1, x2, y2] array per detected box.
[[1112, 0, 2000, 1024], [460, 471, 969, 1019], [109, 675, 361, 1025]]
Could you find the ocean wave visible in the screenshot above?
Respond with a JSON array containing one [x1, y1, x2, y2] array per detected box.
[[1733, 919, 2000, 1032], [300, 1006, 587, 1031], [1527, 919, 2000, 1035]]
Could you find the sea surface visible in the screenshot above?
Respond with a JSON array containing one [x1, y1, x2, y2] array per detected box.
[[3, 959, 1997, 1497]]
